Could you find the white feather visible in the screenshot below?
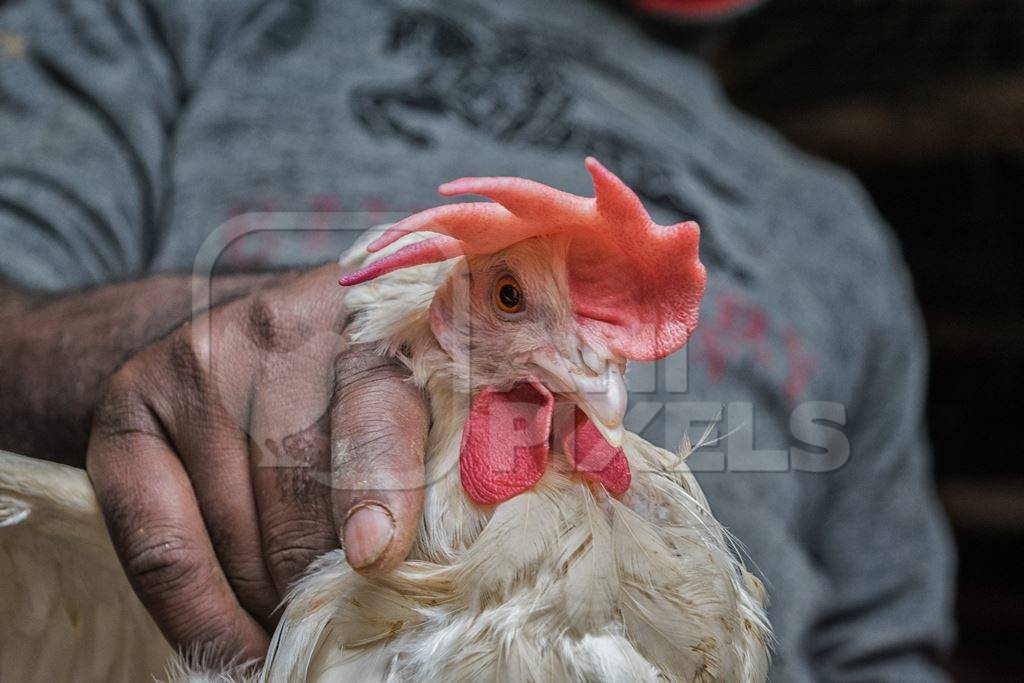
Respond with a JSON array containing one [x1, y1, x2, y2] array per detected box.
[[0, 451, 171, 683]]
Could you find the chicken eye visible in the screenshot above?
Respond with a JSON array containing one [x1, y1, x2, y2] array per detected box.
[[493, 275, 525, 315]]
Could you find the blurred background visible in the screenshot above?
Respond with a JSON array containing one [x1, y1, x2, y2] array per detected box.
[[706, 1, 1023, 679]]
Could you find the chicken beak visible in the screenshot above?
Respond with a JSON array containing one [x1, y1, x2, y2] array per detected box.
[[529, 349, 628, 448], [571, 362, 627, 448]]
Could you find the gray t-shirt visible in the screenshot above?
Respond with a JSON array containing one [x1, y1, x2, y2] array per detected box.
[[0, 1, 954, 680]]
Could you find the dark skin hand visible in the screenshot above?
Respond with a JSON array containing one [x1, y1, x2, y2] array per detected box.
[[0, 263, 429, 660]]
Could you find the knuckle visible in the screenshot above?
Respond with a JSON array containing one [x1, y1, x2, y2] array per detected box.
[[119, 528, 212, 603], [332, 419, 424, 480], [89, 328, 214, 451], [332, 347, 400, 392], [339, 415, 403, 454], [175, 610, 238, 652], [334, 392, 427, 447], [332, 352, 424, 420], [264, 518, 334, 581], [220, 565, 273, 599], [161, 331, 209, 395], [264, 514, 332, 552], [91, 364, 158, 441], [267, 543, 322, 583], [245, 294, 307, 353]]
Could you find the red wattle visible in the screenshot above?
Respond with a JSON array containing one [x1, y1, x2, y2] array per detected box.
[[558, 406, 631, 495], [459, 382, 553, 505]]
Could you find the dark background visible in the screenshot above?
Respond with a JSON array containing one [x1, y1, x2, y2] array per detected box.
[[708, 1, 1023, 679]]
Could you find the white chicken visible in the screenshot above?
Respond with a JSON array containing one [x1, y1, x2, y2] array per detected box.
[[0, 158, 769, 682]]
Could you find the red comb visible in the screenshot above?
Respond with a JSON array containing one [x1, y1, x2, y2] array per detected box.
[[339, 158, 706, 361]]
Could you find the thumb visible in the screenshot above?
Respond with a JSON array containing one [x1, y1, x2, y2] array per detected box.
[[329, 344, 428, 575]]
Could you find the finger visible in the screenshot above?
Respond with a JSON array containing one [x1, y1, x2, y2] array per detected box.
[[162, 320, 281, 629], [330, 345, 429, 575], [240, 283, 346, 595], [87, 396, 269, 660], [175, 417, 282, 630], [249, 369, 337, 596]]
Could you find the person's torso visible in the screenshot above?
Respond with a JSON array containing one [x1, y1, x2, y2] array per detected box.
[[158, 2, 898, 678]]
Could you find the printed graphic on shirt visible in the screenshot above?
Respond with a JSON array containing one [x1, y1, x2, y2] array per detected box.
[[349, 7, 752, 231]]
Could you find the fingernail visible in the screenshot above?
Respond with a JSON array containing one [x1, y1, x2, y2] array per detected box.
[[343, 502, 395, 569]]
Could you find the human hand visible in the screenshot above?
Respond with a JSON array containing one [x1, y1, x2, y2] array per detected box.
[[86, 264, 428, 659]]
